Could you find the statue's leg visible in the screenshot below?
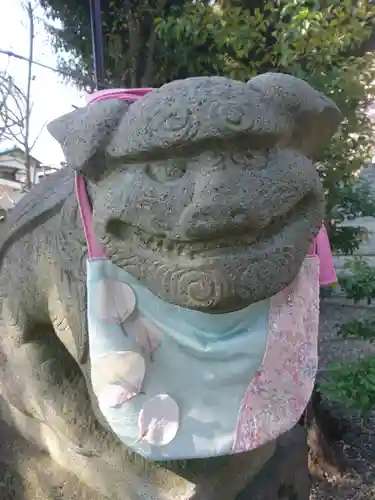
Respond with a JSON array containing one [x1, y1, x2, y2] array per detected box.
[[47, 300, 115, 435], [0, 315, 101, 455]]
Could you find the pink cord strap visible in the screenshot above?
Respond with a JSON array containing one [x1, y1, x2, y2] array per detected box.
[[76, 87, 154, 258], [75, 173, 106, 259]]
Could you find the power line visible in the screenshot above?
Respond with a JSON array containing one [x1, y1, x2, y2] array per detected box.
[[0, 48, 78, 80], [0, 48, 112, 89]]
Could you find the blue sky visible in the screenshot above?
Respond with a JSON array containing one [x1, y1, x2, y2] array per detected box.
[[0, 0, 87, 165]]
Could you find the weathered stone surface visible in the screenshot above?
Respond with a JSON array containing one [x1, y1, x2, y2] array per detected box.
[[0, 74, 341, 499], [0, 394, 276, 500]]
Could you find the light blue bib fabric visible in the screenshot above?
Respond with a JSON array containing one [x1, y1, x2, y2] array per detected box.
[[87, 258, 269, 460]]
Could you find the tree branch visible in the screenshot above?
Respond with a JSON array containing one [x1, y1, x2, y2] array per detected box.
[[30, 120, 47, 151], [0, 72, 26, 145]]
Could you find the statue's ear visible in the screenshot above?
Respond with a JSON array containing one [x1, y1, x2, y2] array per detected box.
[[47, 99, 131, 180], [247, 73, 342, 156]]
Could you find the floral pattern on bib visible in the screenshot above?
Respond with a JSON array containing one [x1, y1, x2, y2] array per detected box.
[[233, 256, 319, 452]]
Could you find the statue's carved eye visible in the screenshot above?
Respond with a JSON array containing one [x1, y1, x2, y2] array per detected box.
[[146, 159, 187, 183]]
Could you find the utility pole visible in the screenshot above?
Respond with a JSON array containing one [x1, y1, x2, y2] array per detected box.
[[88, 0, 105, 90], [24, 0, 35, 189]]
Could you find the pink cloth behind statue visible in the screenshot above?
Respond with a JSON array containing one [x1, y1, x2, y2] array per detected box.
[[85, 88, 337, 287], [308, 225, 337, 285]]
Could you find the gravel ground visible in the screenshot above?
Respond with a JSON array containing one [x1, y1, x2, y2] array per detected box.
[[311, 302, 375, 500]]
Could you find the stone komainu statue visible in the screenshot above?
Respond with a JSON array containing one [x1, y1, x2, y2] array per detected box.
[[0, 74, 341, 500]]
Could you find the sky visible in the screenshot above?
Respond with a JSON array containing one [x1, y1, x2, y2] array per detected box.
[[0, 0, 87, 165]]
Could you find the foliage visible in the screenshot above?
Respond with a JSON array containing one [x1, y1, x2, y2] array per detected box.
[[156, 1, 373, 80], [39, 0, 201, 89], [327, 181, 375, 253], [318, 258, 375, 415], [319, 356, 375, 415], [339, 258, 375, 304], [338, 318, 375, 342]]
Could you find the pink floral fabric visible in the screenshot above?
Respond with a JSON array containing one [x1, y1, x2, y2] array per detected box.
[[233, 256, 320, 452]]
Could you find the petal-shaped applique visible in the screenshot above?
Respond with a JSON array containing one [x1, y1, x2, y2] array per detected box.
[[124, 316, 163, 355], [98, 382, 138, 408], [93, 280, 136, 323], [92, 351, 146, 397], [138, 394, 179, 446]]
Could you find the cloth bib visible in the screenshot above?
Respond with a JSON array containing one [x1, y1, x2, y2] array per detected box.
[[77, 87, 337, 461]]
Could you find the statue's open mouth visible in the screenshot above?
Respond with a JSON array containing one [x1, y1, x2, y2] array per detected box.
[[105, 193, 316, 259]]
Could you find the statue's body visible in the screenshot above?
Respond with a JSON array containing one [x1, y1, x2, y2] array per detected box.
[[0, 74, 341, 499]]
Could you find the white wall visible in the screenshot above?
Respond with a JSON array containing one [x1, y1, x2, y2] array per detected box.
[[0, 180, 24, 209], [0, 151, 50, 186]]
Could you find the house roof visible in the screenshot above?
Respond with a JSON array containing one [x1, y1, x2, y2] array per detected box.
[[0, 145, 22, 156], [0, 145, 41, 165]]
